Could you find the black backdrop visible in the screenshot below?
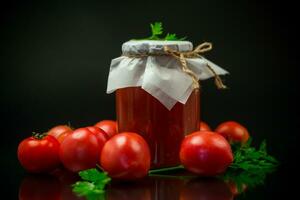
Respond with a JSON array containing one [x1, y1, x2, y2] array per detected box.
[[1, 0, 298, 199]]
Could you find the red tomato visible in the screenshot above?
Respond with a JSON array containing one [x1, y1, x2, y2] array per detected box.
[[86, 126, 109, 140], [48, 125, 73, 139], [100, 132, 150, 180], [57, 130, 73, 143], [180, 131, 233, 176], [59, 128, 107, 172], [199, 121, 211, 131], [215, 121, 250, 144], [18, 135, 60, 173], [19, 175, 61, 200], [180, 178, 233, 200], [95, 120, 117, 138]]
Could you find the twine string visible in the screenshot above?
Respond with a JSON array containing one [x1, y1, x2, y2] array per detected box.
[[123, 42, 227, 89]]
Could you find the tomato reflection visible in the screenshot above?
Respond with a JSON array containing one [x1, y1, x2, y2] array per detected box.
[[106, 178, 151, 200], [149, 177, 186, 200], [19, 174, 61, 200], [51, 168, 84, 200], [226, 180, 247, 196], [180, 178, 234, 200], [106, 176, 186, 200], [19, 171, 244, 200]]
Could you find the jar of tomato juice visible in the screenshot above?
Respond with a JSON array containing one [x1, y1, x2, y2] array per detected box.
[[107, 40, 228, 168]]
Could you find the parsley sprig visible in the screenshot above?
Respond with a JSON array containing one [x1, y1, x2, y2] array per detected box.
[[140, 22, 186, 41], [222, 139, 278, 192], [230, 139, 278, 172], [72, 168, 111, 200]]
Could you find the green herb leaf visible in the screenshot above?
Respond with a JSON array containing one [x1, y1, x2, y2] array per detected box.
[[165, 33, 187, 41], [73, 181, 104, 196], [231, 139, 279, 170], [222, 139, 279, 192], [136, 22, 186, 41], [164, 33, 177, 40], [72, 168, 111, 200], [150, 22, 163, 38], [79, 168, 107, 183]]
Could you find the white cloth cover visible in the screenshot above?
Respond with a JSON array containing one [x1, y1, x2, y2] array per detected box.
[[107, 40, 229, 110]]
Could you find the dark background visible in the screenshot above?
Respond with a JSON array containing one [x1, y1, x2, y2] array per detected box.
[[1, 0, 298, 199]]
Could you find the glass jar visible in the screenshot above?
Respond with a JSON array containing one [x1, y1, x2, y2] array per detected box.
[[107, 40, 228, 169], [116, 87, 200, 168]]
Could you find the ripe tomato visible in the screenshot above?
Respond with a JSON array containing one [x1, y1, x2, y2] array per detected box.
[[57, 130, 73, 143], [19, 175, 61, 200], [86, 126, 109, 140], [100, 132, 150, 180], [199, 121, 211, 131], [59, 128, 107, 172], [180, 178, 233, 200], [18, 134, 60, 173], [215, 121, 250, 144], [180, 131, 233, 176], [95, 120, 117, 138], [48, 125, 73, 139]]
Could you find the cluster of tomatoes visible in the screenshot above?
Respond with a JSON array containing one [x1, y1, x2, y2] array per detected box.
[[18, 120, 249, 179]]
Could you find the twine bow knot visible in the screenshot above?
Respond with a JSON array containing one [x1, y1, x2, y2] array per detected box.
[[164, 42, 227, 89]]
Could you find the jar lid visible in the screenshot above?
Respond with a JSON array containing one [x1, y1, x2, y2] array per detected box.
[[108, 40, 228, 110], [122, 40, 193, 55]]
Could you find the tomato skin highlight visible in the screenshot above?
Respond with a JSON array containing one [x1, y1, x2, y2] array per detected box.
[[100, 132, 150, 180], [48, 125, 73, 139], [199, 121, 211, 131], [59, 128, 107, 172], [180, 131, 233, 176], [18, 135, 60, 173], [215, 121, 250, 144], [95, 120, 117, 138]]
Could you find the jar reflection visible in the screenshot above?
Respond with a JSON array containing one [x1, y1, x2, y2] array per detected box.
[[106, 176, 236, 200], [106, 178, 151, 200], [180, 178, 234, 200]]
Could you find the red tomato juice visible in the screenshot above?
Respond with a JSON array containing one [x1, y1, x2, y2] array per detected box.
[[116, 87, 200, 168]]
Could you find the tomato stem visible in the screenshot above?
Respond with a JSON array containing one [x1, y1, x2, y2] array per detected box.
[[148, 165, 185, 174], [148, 173, 196, 180], [96, 164, 105, 172], [32, 132, 47, 140], [67, 121, 75, 130]]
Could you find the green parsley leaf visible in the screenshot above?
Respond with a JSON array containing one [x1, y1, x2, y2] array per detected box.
[[137, 22, 187, 41], [72, 168, 111, 200], [150, 22, 163, 39], [164, 33, 177, 40], [79, 168, 108, 183], [231, 139, 279, 171], [165, 33, 187, 41], [73, 181, 104, 196], [222, 139, 279, 192]]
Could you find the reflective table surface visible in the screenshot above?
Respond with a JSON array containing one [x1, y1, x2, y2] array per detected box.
[[13, 165, 287, 200]]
